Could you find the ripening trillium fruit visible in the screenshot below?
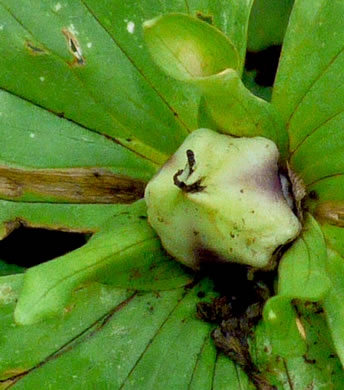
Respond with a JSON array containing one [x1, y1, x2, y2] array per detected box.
[[145, 129, 301, 270]]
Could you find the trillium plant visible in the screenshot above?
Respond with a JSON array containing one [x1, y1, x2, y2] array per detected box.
[[1, 0, 344, 389]]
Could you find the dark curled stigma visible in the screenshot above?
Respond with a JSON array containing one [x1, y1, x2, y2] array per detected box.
[[186, 149, 196, 176], [173, 150, 206, 193]]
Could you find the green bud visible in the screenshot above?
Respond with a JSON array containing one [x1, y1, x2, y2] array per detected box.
[[145, 129, 301, 270]]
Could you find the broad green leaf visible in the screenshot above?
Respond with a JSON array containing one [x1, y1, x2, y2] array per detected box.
[[212, 354, 255, 390], [322, 224, 344, 256], [285, 302, 344, 389], [263, 214, 330, 358], [289, 121, 344, 186], [272, 0, 344, 184], [0, 274, 132, 380], [0, 200, 133, 239], [119, 283, 213, 389], [0, 0, 189, 161], [143, 13, 239, 80], [0, 260, 24, 276], [0, 89, 154, 204], [70, 0, 200, 131], [14, 201, 192, 325], [273, 0, 344, 149], [277, 213, 330, 300], [82, 0, 254, 132], [188, 336, 216, 390], [263, 296, 307, 358], [2, 279, 255, 389], [254, 305, 344, 388], [0, 90, 155, 181], [321, 226, 344, 366], [247, 0, 294, 52], [323, 249, 344, 367]]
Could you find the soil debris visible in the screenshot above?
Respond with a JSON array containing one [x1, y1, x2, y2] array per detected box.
[[197, 263, 277, 390]]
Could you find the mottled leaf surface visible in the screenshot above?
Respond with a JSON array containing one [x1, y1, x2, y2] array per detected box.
[[253, 305, 344, 389]]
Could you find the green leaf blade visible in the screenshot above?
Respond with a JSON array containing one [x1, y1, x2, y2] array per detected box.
[[13, 202, 192, 325], [272, 0, 344, 188], [6, 288, 186, 388], [273, 0, 344, 148], [278, 214, 331, 301], [0, 274, 132, 380], [323, 248, 344, 367], [263, 296, 307, 358], [262, 214, 331, 358], [0, 0, 190, 161], [0, 90, 156, 182]]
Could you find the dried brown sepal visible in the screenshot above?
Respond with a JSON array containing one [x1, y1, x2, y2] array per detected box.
[[313, 201, 344, 227], [0, 166, 145, 203], [287, 162, 306, 220]]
